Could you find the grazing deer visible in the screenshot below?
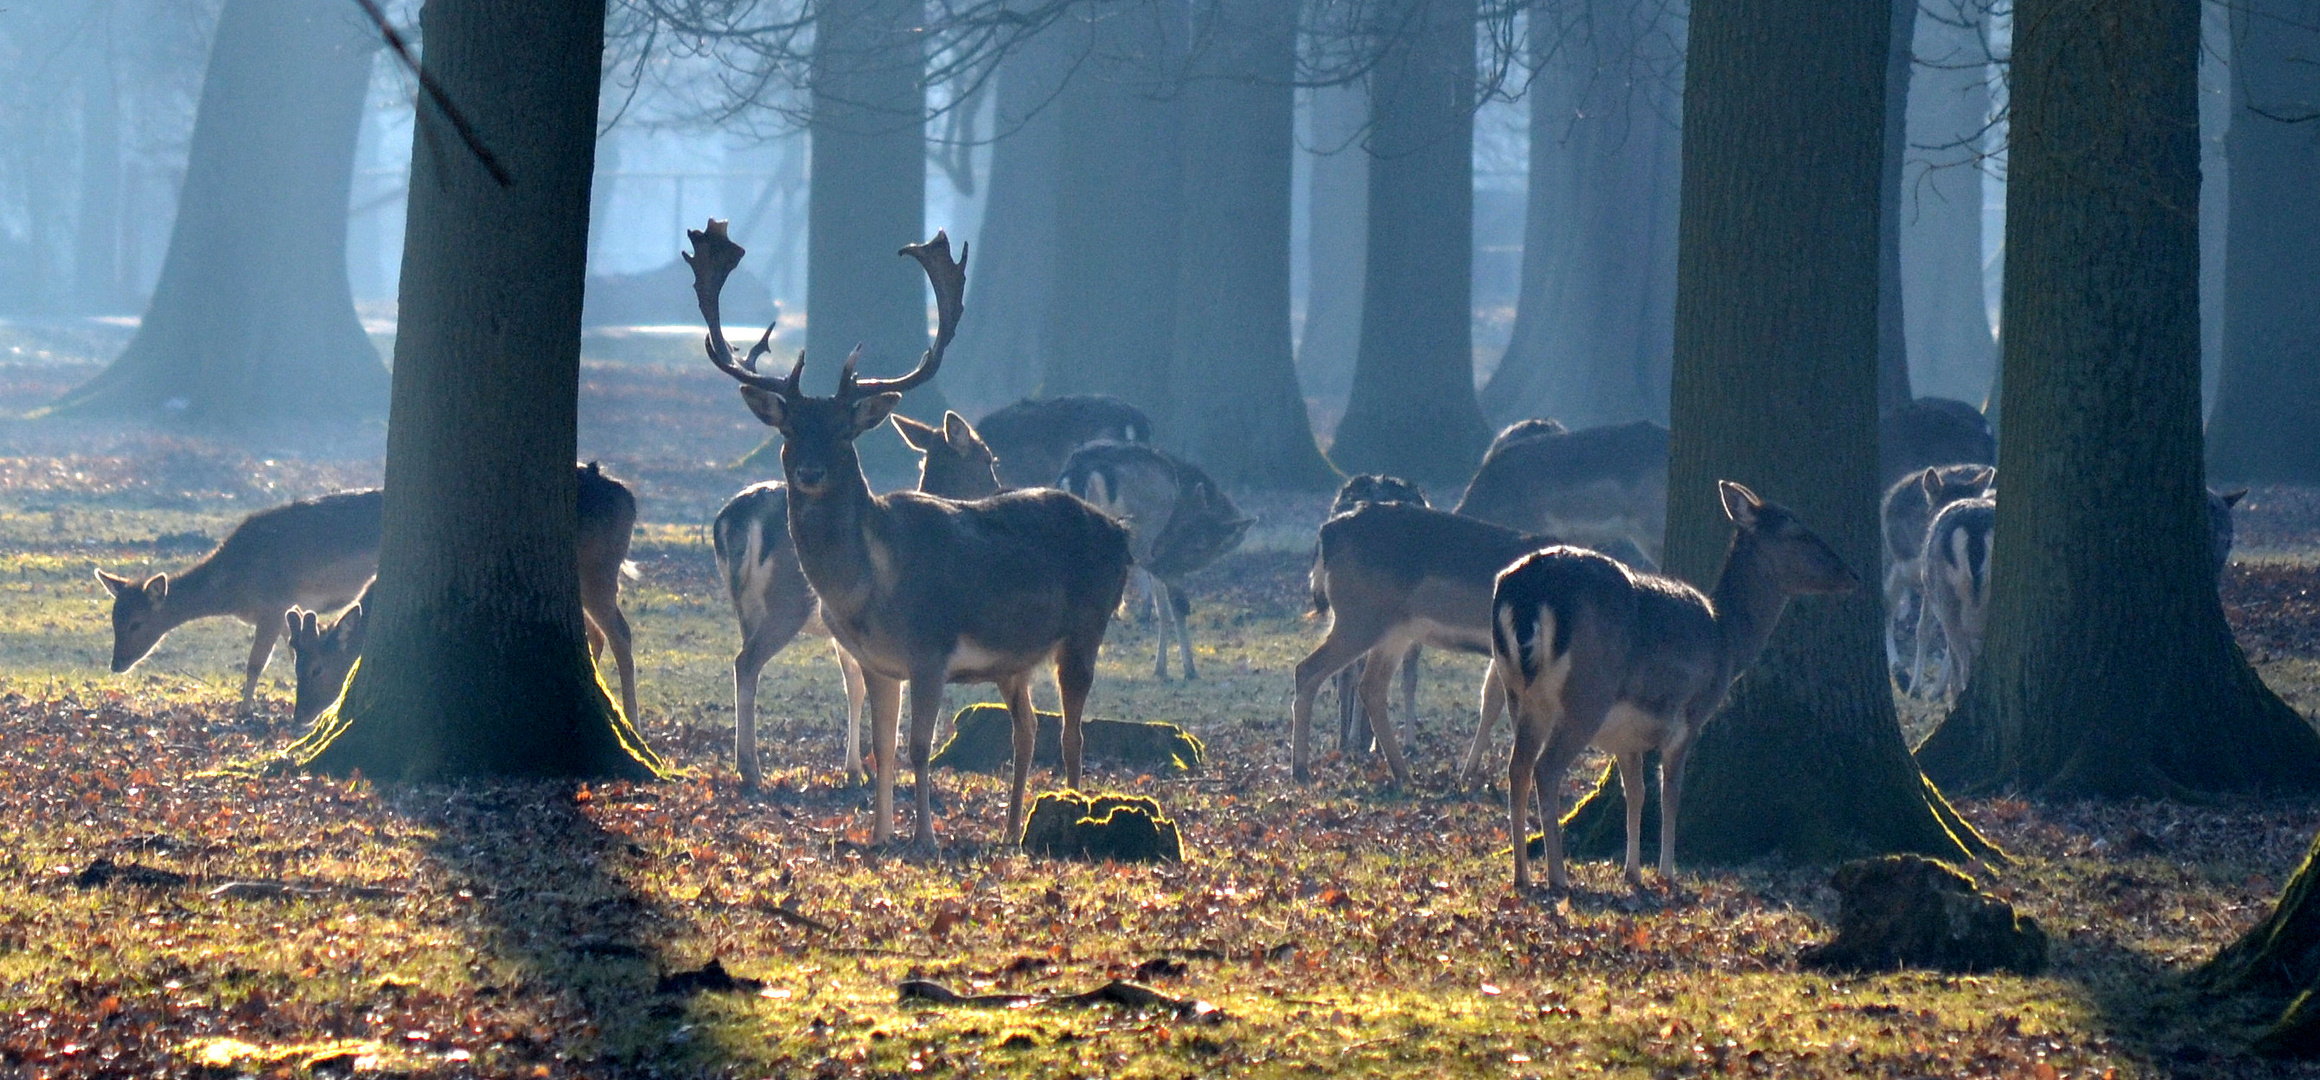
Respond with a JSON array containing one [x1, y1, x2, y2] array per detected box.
[[688, 220, 1131, 853], [98, 489, 382, 715], [1453, 419, 1669, 570], [283, 463, 642, 725], [1911, 494, 1994, 701], [1059, 442, 1253, 680], [975, 394, 1153, 489], [1323, 474, 1430, 756], [1881, 464, 1997, 686], [1293, 501, 1554, 786], [714, 409, 1003, 788], [1494, 481, 1858, 891]]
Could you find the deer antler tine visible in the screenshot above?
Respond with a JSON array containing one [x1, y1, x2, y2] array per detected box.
[[784, 351, 806, 395], [852, 231, 968, 396], [686, 219, 788, 392], [837, 343, 866, 398], [743, 321, 777, 373]]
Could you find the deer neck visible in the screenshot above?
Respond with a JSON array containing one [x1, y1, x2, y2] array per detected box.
[[785, 457, 886, 621], [157, 557, 242, 626], [1707, 533, 1790, 686]]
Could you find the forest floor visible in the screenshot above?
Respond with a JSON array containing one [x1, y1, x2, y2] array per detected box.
[[4, 320, 2320, 1077]]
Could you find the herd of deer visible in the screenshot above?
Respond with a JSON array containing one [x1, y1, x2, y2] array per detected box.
[[89, 222, 2246, 889]]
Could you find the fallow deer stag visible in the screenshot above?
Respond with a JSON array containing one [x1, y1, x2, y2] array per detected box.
[[687, 220, 1131, 854], [1493, 482, 1857, 892], [715, 410, 1003, 788]]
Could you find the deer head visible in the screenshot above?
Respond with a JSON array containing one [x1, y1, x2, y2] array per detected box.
[[95, 569, 172, 673], [686, 219, 967, 500], [286, 604, 366, 726], [892, 412, 1002, 499], [1718, 481, 1861, 596]]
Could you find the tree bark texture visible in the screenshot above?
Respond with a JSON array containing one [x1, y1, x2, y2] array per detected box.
[[293, 0, 658, 782], [50, 0, 387, 431], [2201, 832, 2320, 1055], [942, 28, 1072, 417], [1326, 0, 1491, 485], [1913, 0, 2320, 798], [1040, 4, 1184, 417], [1481, 0, 1683, 430], [1296, 82, 1368, 420], [1165, 0, 1337, 489], [2205, 0, 2320, 483], [1898, 0, 1996, 405], [1874, 0, 1916, 417], [1563, 0, 1983, 868]]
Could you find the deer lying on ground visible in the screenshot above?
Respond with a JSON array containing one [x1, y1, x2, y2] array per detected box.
[[98, 489, 382, 716], [1292, 501, 1554, 786], [714, 409, 1003, 788], [1881, 464, 1996, 686], [689, 220, 1131, 853], [281, 463, 642, 725], [1060, 442, 1252, 680], [1323, 474, 1430, 756], [975, 394, 1153, 489], [1453, 419, 1669, 570], [1494, 481, 1858, 891]]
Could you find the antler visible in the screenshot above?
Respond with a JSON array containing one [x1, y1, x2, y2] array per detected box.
[[683, 219, 790, 392], [841, 230, 969, 400]]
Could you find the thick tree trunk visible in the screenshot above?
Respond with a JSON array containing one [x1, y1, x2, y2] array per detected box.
[[1327, 0, 1490, 485], [1165, 0, 1336, 490], [2204, 0, 2320, 483], [1481, 0, 1683, 430], [1913, 0, 2320, 798], [1562, 0, 1984, 868], [2203, 833, 2320, 1055], [1040, 5, 1183, 417], [1898, 0, 1996, 404], [943, 30, 1071, 417], [50, 0, 387, 431], [1296, 82, 1368, 420], [1874, 0, 1915, 417], [292, 0, 658, 782]]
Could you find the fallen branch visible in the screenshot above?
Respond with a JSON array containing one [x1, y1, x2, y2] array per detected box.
[[898, 978, 1224, 1021]]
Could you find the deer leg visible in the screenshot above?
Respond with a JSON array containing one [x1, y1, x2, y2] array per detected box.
[[1293, 620, 1388, 783], [1616, 752, 1648, 887], [1357, 643, 1413, 787], [904, 670, 946, 857], [1152, 573, 1172, 680], [1656, 730, 1697, 882], [1400, 644, 1421, 744], [1056, 640, 1099, 789], [592, 604, 639, 725], [1460, 659, 1507, 789], [240, 618, 282, 716], [1337, 662, 1370, 756], [1529, 689, 1612, 893], [732, 604, 812, 790], [585, 619, 606, 661], [835, 642, 868, 785], [1911, 587, 1941, 699], [1507, 687, 1548, 891], [864, 672, 903, 845], [1171, 583, 1198, 680], [1000, 675, 1038, 845]]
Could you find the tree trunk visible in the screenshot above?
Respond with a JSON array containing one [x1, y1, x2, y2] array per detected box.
[[1165, 0, 1337, 490], [1040, 4, 1184, 418], [2203, 834, 2320, 1055], [2204, 0, 2320, 483], [1296, 81, 1368, 422], [1326, 0, 1491, 485], [1561, 0, 1985, 868], [1913, 0, 2320, 798], [49, 0, 387, 431], [1872, 0, 1915, 417], [1481, 0, 1683, 430], [806, 0, 937, 487], [941, 27, 1072, 416], [1898, 0, 1996, 404], [291, 0, 658, 782]]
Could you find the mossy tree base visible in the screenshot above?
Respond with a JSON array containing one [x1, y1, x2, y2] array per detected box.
[[2201, 834, 2320, 1057]]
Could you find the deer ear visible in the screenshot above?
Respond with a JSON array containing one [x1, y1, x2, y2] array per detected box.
[[142, 574, 169, 604], [95, 569, 131, 597], [889, 413, 940, 450], [2222, 488, 2248, 508], [285, 609, 311, 644], [738, 386, 790, 431], [942, 412, 977, 454], [333, 605, 368, 649], [1718, 481, 1763, 527], [1919, 468, 1944, 499], [850, 392, 903, 435]]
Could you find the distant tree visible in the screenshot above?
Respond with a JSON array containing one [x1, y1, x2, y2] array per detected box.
[[1898, 0, 1996, 404], [293, 0, 659, 781], [1872, 0, 1914, 417], [49, 0, 387, 432], [75, 15, 127, 314], [1481, 0, 1683, 430], [1295, 81, 1367, 418], [1165, 0, 1337, 489], [1912, 0, 2320, 797], [2204, 0, 2320, 484], [1561, 0, 1985, 868], [1325, 0, 1491, 485]]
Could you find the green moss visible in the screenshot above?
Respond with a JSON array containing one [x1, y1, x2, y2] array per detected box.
[[1021, 789, 1184, 863], [929, 702, 1206, 775]]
